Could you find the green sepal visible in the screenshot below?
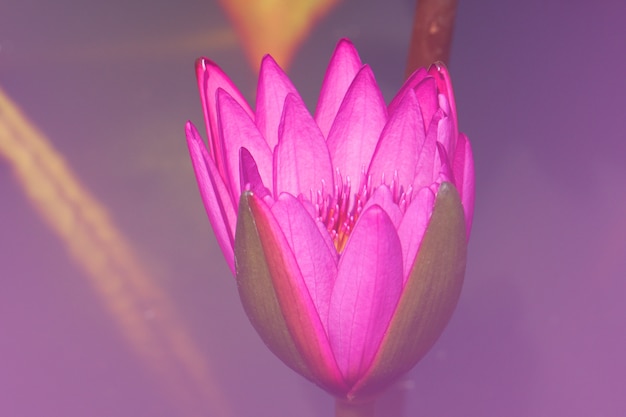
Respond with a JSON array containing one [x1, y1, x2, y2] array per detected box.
[[234, 192, 314, 381]]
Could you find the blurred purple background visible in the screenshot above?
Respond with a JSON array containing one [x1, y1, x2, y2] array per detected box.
[[1, 0, 625, 416]]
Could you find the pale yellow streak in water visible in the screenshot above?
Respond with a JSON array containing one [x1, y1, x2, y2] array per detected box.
[[219, 0, 339, 69], [0, 89, 231, 417]]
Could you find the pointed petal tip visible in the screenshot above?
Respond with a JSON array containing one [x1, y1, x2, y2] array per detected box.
[[337, 37, 354, 46], [195, 57, 209, 70], [185, 121, 204, 146], [428, 61, 449, 77], [330, 38, 361, 66], [260, 53, 281, 71], [335, 38, 357, 54], [184, 119, 195, 135], [195, 57, 221, 79], [427, 62, 456, 113]]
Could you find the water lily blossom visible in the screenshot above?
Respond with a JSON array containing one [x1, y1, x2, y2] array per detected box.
[[186, 39, 474, 400]]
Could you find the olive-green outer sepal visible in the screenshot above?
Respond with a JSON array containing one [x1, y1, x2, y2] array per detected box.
[[234, 192, 315, 382], [350, 182, 468, 400]]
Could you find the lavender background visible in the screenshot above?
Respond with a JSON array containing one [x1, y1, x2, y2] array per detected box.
[[1, 1, 625, 416]]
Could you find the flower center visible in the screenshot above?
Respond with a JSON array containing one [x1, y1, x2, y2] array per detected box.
[[314, 173, 368, 253], [312, 170, 412, 253]]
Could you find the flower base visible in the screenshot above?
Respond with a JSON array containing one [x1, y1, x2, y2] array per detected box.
[[335, 398, 376, 417]]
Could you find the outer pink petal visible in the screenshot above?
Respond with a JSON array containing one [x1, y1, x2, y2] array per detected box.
[[274, 94, 334, 198], [452, 133, 475, 239], [185, 121, 236, 274], [195, 58, 253, 177], [367, 89, 424, 190], [248, 194, 347, 392], [397, 187, 435, 280], [329, 205, 403, 384], [387, 67, 428, 116], [255, 55, 301, 149], [271, 194, 338, 331], [348, 182, 466, 400], [314, 39, 363, 138], [217, 89, 273, 202], [327, 66, 387, 189]]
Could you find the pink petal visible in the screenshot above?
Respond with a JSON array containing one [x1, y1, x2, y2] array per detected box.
[[217, 89, 273, 202], [327, 66, 387, 189], [434, 117, 454, 179], [185, 121, 236, 274], [414, 77, 438, 132], [398, 187, 435, 280], [411, 109, 443, 190], [348, 182, 467, 400], [255, 55, 301, 149], [247, 194, 346, 391], [434, 142, 453, 185], [436, 94, 455, 153], [428, 62, 458, 136], [361, 185, 403, 229], [329, 205, 403, 384], [452, 133, 475, 239], [271, 194, 338, 330], [296, 198, 341, 263], [195, 58, 253, 177], [274, 93, 334, 198], [315, 39, 363, 138], [367, 89, 424, 190], [239, 148, 271, 201], [387, 67, 428, 116]]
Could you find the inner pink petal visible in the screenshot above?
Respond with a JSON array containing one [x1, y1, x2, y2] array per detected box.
[[413, 77, 438, 132], [240, 148, 271, 201], [217, 89, 273, 201], [387, 67, 428, 116], [428, 62, 458, 136], [367, 89, 423, 190], [255, 55, 301, 149], [327, 65, 387, 189], [361, 185, 403, 229], [397, 187, 435, 280], [315, 39, 363, 139], [411, 109, 443, 191], [274, 94, 334, 198]]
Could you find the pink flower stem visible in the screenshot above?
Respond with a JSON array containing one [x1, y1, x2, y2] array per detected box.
[[334, 399, 376, 417], [405, 0, 458, 78]]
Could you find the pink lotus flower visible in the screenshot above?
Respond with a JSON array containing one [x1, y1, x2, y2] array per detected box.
[[186, 39, 474, 400]]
